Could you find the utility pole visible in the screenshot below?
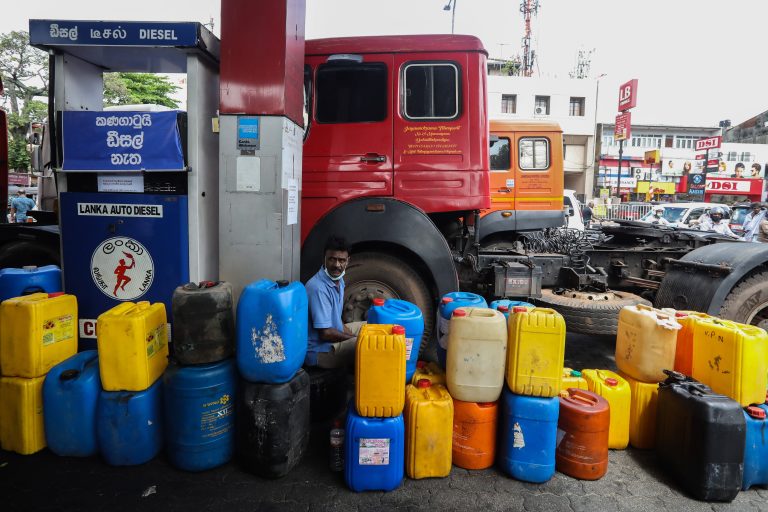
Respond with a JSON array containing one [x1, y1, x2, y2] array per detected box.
[[443, 0, 457, 34]]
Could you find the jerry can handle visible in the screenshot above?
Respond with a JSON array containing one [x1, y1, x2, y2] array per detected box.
[[635, 304, 654, 312], [21, 286, 45, 295], [563, 388, 598, 407]]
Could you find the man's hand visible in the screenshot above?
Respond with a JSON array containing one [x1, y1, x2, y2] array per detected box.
[[317, 327, 354, 343]]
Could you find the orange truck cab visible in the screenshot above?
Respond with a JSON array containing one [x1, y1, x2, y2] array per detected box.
[[480, 120, 565, 243]]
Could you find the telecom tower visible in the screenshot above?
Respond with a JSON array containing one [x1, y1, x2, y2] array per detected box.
[[520, 0, 540, 77], [569, 49, 594, 79]]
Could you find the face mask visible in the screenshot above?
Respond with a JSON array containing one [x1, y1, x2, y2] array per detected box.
[[323, 266, 345, 282]]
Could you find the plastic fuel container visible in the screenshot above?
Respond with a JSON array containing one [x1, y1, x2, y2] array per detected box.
[[367, 298, 424, 383], [237, 369, 310, 478], [96, 379, 164, 466], [0, 265, 62, 303], [446, 308, 507, 403], [583, 369, 630, 450], [172, 281, 235, 365], [673, 311, 713, 377], [355, 324, 406, 417], [499, 388, 560, 483], [489, 299, 534, 318], [97, 301, 169, 392], [345, 407, 405, 492], [43, 350, 100, 457], [0, 375, 46, 454], [437, 292, 487, 368], [691, 318, 768, 407], [236, 279, 307, 384], [506, 307, 566, 397], [615, 304, 681, 382], [404, 380, 453, 479], [0, 292, 78, 378], [656, 371, 745, 502], [618, 371, 659, 450], [556, 389, 610, 480], [411, 360, 445, 386], [452, 399, 497, 470], [562, 368, 588, 391], [742, 404, 768, 490], [163, 358, 237, 471]]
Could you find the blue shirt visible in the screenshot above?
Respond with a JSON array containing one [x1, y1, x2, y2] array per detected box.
[[11, 196, 35, 222], [305, 266, 345, 365]]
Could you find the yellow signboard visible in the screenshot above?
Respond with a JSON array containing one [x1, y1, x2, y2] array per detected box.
[[643, 150, 660, 164], [635, 181, 676, 194]]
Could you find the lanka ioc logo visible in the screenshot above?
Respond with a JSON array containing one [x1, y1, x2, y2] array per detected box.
[[91, 237, 154, 300]]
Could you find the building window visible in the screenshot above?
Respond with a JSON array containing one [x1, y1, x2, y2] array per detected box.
[[727, 151, 737, 161], [519, 137, 550, 170], [490, 137, 511, 171], [501, 94, 517, 114], [740, 152, 753, 162], [534, 96, 550, 115], [569, 97, 585, 116], [674, 136, 696, 149], [403, 62, 460, 120], [316, 61, 387, 123], [665, 135, 674, 148]]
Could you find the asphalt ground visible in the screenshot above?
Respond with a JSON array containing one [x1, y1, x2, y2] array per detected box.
[[1, 333, 767, 512]]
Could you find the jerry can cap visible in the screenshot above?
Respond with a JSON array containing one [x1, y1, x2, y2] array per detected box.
[[478, 401, 496, 408], [416, 360, 426, 369], [276, 280, 289, 288], [199, 280, 217, 288], [23, 265, 38, 271], [512, 306, 527, 313], [48, 291, 65, 298], [441, 296, 454, 304], [372, 297, 385, 306], [674, 312, 688, 318], [392, 325, 406, 335], [747, 406, 766, 420], [453, 309, 467, 317], [417, 379, 431, 388], [60, 369, 80, 381], [497, 305, 509, 312], [605, 377, 618, 387], [570, 370, 582, 377]]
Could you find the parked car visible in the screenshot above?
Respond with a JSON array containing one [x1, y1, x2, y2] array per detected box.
[[638, 202, 730, 228]]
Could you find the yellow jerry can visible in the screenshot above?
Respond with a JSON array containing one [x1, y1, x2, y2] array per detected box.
[[618, 371, 659, 450], [0, 293, 78, 378], [405, 380, 454, 479], [355, 324, 406, 417], [691, 318, 768, 407], [506, 307, 566, 397], [583, 369, 631, 449], [562, 368, 589, 391], [411, 361, 445, 386], [0, 375, 46, 455], [97, 301, 169, 392]]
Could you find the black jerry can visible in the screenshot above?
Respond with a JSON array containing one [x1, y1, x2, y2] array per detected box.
[[171, 281, 235, 365]]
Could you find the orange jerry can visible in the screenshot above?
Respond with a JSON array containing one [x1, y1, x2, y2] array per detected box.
[[556, 389, 610, 480], [673, 311, 713, 377], [452, 399, 497, 470], [619, 371, 659, 450]]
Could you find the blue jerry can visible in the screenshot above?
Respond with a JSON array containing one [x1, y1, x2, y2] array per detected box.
[[367, 298, 424, 383], [743, 404, 768, 490], [0, 265, 62, 303], [345, 406, 404, 492]]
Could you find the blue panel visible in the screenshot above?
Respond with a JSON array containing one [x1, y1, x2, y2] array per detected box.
[[59, 192, 189, 347], [61, 111, 185, 172], [29, 20, 199, 47]]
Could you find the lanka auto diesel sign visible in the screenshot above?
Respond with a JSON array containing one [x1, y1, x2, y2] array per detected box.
[[91, 237, 154, 300]]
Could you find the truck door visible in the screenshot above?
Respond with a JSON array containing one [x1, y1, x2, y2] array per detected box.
[[489, 134, 515, 210], [514, 133, 563, 213], [302, 54, 394, 240]]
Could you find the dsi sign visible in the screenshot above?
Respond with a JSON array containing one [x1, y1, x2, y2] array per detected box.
[[61, 111, 185, 172]]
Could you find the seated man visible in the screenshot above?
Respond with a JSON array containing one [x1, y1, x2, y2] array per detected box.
[[305, 235, 364, 368]]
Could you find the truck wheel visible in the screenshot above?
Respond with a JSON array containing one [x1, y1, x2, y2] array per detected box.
[[0, 241, 60, 269], [343, 252, 434, 355], [533, 289, 650, 336], [718, 271, 768, 330]]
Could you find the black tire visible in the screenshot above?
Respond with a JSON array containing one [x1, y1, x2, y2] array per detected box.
[[533, 289, 650, 336], [0, 240, 60, 269], [343, 252, 434, 356], [719, 271, 768, 329]]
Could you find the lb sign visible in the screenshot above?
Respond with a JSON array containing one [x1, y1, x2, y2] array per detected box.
[[618, 79, 638, 112], [61, 111, 185, 172]]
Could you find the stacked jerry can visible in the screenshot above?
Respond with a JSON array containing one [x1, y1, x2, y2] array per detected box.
[[0, 265, 63, 303], [615, 304, 681, 450], [0, 292, 77, 454], [581, 369, 630, 450], [164, 281, 237, 472], [346, 324, 406, 491], [95, 301, 169, 465], [500, 306, 564, 483], [235, 279, 310, 478], [436, 292, 488, 368], [367, 298, 424, 383]]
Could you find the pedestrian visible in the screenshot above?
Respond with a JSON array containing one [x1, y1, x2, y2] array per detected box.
[[705, 206, 738, 238], [741, 202, 766, 242], [581, 201, 594, 224], [649, 206, 669, 226], [9, 189, 36, 223], [304, 235, 365, 368]]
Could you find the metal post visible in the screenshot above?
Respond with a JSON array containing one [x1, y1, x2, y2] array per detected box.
[[451, 1, 457, 34], [617, 139, 624, 198]]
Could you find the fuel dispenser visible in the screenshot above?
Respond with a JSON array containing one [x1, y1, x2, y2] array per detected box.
[[29, 20, 220, 346]]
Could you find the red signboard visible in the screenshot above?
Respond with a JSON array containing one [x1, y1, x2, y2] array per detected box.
[[614, 112, 631, 141], [618, 79, 638, 111], [704, 177, 762, 195], [8, 173, 31, 186], [695, 136, 721, 152]]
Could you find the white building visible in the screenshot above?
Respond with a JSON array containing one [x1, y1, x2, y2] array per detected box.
[[487, 75, 598, 199]]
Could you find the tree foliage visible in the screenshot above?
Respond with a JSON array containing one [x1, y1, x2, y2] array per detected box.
[[104, 73, 180, 109]]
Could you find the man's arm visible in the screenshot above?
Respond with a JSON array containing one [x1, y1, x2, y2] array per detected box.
[[307, 285, 355, 344], [317, 327, 354, 343]]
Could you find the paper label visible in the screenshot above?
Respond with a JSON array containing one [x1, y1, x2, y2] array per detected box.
[[359, 438, 390, 465], [200, 393, 233, 439], [286, 178, 298, 225], [42, 314, 75, 346], [405, 337, 414, 360], [236, 155, 260, 192], [146, 324, 167, 358], [512, 422, 526, 449]]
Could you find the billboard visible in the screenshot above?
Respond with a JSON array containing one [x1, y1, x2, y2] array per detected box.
[[614, 112, 631, 141], [618, 79, 638, 111]]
